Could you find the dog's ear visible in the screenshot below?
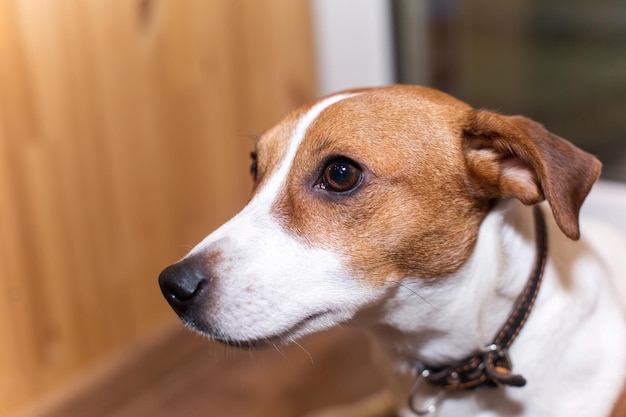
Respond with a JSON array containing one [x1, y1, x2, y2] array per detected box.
[[462, 109, 601, 240]]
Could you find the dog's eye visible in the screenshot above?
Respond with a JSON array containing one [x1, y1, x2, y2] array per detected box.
[[250, 151, 258, 181], [321, 159, 362, 193]]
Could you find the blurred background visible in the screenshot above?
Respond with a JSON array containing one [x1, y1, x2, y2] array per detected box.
[[1, 1, 625, 416]]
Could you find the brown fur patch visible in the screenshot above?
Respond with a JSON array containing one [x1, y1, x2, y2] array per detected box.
[[270, 86, 490, 286]]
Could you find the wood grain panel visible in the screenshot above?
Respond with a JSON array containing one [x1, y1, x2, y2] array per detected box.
[[0, 0, 316, 414]]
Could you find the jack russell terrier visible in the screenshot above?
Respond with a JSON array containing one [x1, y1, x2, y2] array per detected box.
[[159, 85, 626, 417]]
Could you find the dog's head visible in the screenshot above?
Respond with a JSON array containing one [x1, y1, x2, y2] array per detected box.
[[159, 85, 600, 346]]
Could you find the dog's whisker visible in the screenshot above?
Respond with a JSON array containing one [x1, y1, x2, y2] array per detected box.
[[292, 340, 314, 365], [225, 343, 234, 361], [247, 347, 258, 364], [271, 342, 292, 364], [393, 281, 440, 312]]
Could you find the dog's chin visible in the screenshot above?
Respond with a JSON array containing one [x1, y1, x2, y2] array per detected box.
[[183, 309, 344, 349]]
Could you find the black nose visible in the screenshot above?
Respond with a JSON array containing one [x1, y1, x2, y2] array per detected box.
[[158, 256, 209, 316]]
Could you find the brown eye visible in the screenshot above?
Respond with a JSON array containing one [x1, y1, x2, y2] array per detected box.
[[321, 159, 362, 192]]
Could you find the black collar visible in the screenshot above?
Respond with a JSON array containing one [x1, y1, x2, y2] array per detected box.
[[409, 205, 548, 414]]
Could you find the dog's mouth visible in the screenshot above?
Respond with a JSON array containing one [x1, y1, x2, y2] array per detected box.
[[193, 309, 342, 349]]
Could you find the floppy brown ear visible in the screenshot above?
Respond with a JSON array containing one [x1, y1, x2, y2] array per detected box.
[[462, 110, 601, 240]]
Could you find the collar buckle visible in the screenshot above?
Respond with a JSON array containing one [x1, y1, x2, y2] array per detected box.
[[483, 344, 527, 387]]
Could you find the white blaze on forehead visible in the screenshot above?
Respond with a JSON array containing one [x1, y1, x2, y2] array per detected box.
[[252, 92, 361, 209]]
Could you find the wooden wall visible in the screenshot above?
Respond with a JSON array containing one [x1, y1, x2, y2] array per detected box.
[[0, 0, 316, 414]]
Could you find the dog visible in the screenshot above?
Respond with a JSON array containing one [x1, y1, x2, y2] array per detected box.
[[159, 85, 626, 416]]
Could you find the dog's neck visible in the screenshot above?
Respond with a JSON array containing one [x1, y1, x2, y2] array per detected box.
[[358, 200, 538, 369]]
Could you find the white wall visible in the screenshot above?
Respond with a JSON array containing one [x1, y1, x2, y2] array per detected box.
[[310, 0, 396, 96]]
